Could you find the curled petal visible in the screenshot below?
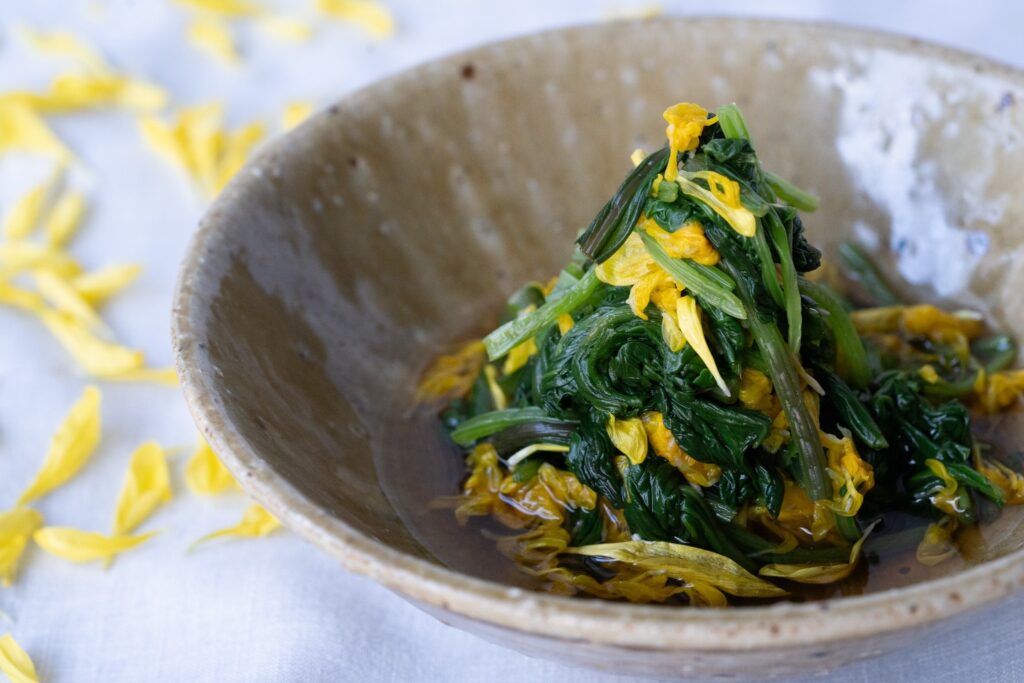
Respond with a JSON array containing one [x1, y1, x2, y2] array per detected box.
[[0, 633, 39, 683], [606, 415, 648, 465], [34, 527, 155, 563]]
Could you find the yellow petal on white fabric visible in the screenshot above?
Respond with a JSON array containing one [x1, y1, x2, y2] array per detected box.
[[3, 165, 64, 240], [0, 242, 80, 280], [113, 442, 173, 536], [214, 121, 265, 191], [606, 415, 648, 465], [102, 367, 179, 386], [0, 283, 44, 312], [32, 268, 107, 333], [37, 309, 144, 377], [258, 16, 314, 43], [281, 101, 314, 130], [676, 295, 730, 396], [316, 0, 395, 38], [34, 527, 155, 563], [175, 0, 263, 16], [0, 633, 39, 683], [0, 508, 44, 587], [18, 27, 109, 73], [193, 504, 281, 548], [71, 263, 142, 305], [185, 439, 238, 495], [139, 115, 188, 174], [18, 386, 101, 505], [43, 190, 86, 248], [569, 541, 787, 598], [0, 101, 72, 159], [188, 17, 241, 66]]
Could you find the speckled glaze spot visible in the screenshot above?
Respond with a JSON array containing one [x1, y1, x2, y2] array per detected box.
[[174, 18, 1024, 680]]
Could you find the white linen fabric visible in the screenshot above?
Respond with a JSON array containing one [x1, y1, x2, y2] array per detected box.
[[1, 1, 1023, 681]]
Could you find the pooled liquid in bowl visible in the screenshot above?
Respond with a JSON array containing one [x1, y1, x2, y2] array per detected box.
[[377, 405, 1024, 604]]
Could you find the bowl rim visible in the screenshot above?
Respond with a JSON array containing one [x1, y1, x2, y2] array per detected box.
[[172, 16, 1024, 651]]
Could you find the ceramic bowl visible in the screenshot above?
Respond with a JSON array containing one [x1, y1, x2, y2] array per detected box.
[[172, 18, 1024, 678]]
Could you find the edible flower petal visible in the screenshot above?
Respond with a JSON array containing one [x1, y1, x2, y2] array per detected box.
[[640, 217, 719, 265], [676, 171, 756, 237], [821, 429, 874, 517], [916, 517, 958, 566], [415, 340, 486, 402], [37, 309, 144, 377], [675, 295, 730, 396], [0, 101, 72, 160], [606, 415, 648, 465], [188, 18, 240, 66], [662, 102, 715, 182], [759, 521, 877, 584], [282, 101, 314, 130], [18, 386, 101, 505], [594, 232, 656, 287], [0, 633, 39, 683], [113, 442, 173, 536], [316, 0, 396, 39], [185, 439, 238, 495], [193, 504, 281, 547], [34, 527, 155, 563], [641, 411, 720, 486], [569, 540, 787, 598], [71, 264, 142, 305], [0, 508, 44, 587]]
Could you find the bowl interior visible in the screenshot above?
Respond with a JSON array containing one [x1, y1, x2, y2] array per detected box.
[[175, 18, 1024, 612]]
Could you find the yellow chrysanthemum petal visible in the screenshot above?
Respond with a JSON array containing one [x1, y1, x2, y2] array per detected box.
[[738, 368, 774, 413], [415, 340, 486, 402], [641, 411, 721, 486], [594, 232, 655, 286], [917, 518, 958, 566], [606, 415, 648, 465], [759, 522, 877, 584], [34, 527, 155, 563], [113, 442, 173, 536], [71, 263, 142, 305], [0, 633, 39, 683], [44, 190, 86, 247], [32, 268, 107, 333], [188, 18, 240, 66], [185, 439, 238, 495], [193, 504, 281, 547], [259, 16, 314, 43], [0, 283, 44, 312], [37, 309, 144, 376], [3, 165, 64, 240], [483, 364, 507, 410], [676, 295, 730, 396], [662, 102, 715, 182], [629, 148, 646, 167], [820, 430, 874, 517], [316, 0, 396, 39], [214, 121, 265, 191], [0, 508, 44, 587], [0, 101, 72, 159], [557, 313, 574, 335], [570, 540, 787, 598], [627, 268, 672, 320], [19, 27, 108, 73], [502, 337, 537, 375], [175, 0, 263, 16], [102, 367, 179, 385], [18, 386, 101, 505], [660, 306, 686, 352], [281, 101, 314, 130], [677, 171, 756, 238], [640, 217, 720, 265], [0, 242, 80, 279], [924, 459, 961, 516]]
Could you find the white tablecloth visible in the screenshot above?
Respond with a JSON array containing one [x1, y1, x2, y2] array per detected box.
[[2, 1, 1024, 680]]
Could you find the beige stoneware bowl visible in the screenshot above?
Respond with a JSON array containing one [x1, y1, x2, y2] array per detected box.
[[172, 18, 1024, 678]]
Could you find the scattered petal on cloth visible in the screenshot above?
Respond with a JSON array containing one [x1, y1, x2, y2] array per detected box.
[[185, 440, 238, 495], [0, 634, 38, 683], [113, 442, 173, 536], [18, 386, 101, 506], [0, 509, 44, 587], [33, 527, 156, 563], [192, 505, 280, 548]]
